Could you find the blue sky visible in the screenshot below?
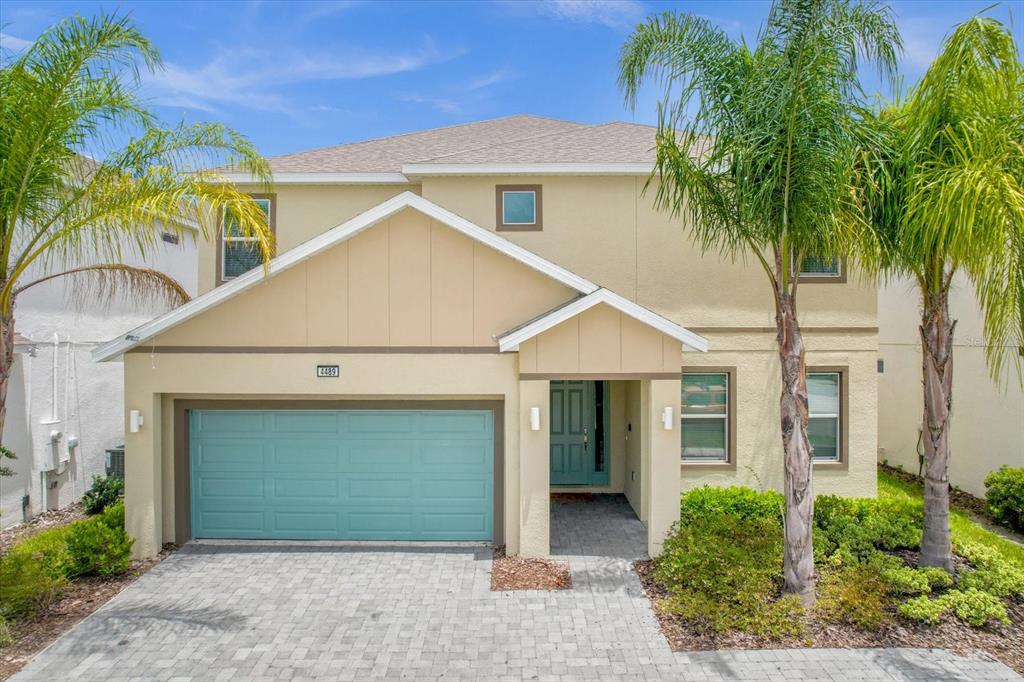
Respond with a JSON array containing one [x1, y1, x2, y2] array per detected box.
[[2, 1, 1021, 158]]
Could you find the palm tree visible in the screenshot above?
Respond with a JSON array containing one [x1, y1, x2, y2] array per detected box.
[[854, 17, 1023, 571], [0, 14, 274, 442], [619, 0, 900, 601]]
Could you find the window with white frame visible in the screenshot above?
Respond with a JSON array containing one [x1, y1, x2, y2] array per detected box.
[[799, 255, 841, 278], [808, 372, 841, 461], [222, 197, 271, 280], [681, 372, 730, 462]]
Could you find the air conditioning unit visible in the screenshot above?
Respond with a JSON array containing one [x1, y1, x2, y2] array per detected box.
[[105, 445, 125, 479]]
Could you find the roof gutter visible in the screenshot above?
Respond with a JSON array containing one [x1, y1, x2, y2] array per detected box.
[[402, 163, 655, 178]]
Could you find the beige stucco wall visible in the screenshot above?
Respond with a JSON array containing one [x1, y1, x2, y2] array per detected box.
[[518, 304, 683, 376], [198, 184, 416, 294], [421, 176, 877, 329], [164, 207, 577, 349], [125, 352, 524, 558], [878, 275, 1024, 497], [680, 330, 879, 499]]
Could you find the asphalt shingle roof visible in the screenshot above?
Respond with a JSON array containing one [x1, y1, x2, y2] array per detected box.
[[265, 115, 661, 173]]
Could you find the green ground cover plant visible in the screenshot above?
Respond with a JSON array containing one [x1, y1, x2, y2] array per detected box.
[[651, 475, 1024, 637]]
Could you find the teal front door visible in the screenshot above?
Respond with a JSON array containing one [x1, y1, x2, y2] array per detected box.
[[550, 381, 597, 485], [189, 409, 493, 541]]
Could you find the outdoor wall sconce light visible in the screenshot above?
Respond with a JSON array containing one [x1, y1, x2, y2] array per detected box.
[[530, 407, 541, 431], [662, 406, 674, 430], [129, 409, 144, 433]]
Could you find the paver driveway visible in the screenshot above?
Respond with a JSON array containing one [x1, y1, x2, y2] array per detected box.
[[14, 496, 1020, 681]]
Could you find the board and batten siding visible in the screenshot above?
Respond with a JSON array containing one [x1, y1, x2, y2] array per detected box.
[[517, 303, 683, 376], [153, 207, 578, 349]]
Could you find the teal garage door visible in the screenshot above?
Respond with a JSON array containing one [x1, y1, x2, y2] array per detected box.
[[189, 409, 494, 541]]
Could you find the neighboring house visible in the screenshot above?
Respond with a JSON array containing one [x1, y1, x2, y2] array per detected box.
[[1, 229, 197, 528], [95, 115, 878, 559], [877, 275, 1024, 498]]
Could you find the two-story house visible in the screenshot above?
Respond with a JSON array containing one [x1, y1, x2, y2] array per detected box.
[[95, 115, 878, 559]]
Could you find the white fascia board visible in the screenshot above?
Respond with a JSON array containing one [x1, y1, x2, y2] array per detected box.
[[217, 172, 411, 185], [94, 191, 598, 361], [402, 163, 655, 177], [497, 288, 708, 353]]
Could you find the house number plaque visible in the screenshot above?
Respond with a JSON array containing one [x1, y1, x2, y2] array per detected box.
[[316, 365, 340, 378]]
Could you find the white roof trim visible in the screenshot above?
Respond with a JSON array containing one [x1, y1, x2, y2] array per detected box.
[[94, 191, 599, 362], [497, 288, 708, 353], [402, 163, 655, 177], [217, 172, 411, 185]]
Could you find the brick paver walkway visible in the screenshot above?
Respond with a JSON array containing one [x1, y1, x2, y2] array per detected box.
[[14, 495, 1019, 681]]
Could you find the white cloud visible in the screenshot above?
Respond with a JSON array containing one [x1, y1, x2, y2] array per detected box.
[[464, 69, 513, 92], [0, 33, 32, 51], [146, 40, 465, 116], [397, 92, 463, 115], [506, 0, 646, 29]]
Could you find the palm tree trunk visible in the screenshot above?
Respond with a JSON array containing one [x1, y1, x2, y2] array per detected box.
[[919, 285, 955, 571], [0, 307, 14, 445], [776, 291, 815, 604]]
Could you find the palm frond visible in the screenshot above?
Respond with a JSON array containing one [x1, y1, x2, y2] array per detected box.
[[15, 263, 190, 310]]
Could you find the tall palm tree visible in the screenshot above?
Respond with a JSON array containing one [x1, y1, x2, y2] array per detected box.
[[854, 17, 1023, 570], [0, 14, 274, 442], [619, 0, 900, 601]]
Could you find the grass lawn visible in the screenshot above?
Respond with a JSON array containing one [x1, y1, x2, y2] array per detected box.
[[877, 469, 1024, 568]]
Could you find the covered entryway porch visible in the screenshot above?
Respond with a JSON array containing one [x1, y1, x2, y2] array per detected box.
[[500, 289, 707, 559]]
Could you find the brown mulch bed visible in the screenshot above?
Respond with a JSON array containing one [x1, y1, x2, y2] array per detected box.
[[0, 503, 86, 556], [0, 541, 177, 681], [635, 559, 1024, 675], [491, 546, 572, 591]]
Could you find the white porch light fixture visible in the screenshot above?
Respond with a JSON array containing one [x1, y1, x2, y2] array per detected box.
[[662, 406, 674, 430], [129, 409, 144, 433], [530, 407, 541, 431]]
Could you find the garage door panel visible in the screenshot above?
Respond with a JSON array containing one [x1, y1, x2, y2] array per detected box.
[[195, 411, 266, 434], [190, 409, 493, 541], [194, 443, 264, 469], [272, 412, 342, 434], [268, 445, 341, 471], [348, 478, 415, 499], [273, 478, 338, 500]]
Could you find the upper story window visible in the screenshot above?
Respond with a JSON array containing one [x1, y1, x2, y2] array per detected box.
[[220, 195, 274, 282], [797, 254, 845, 283], [808, 370, 844, 463], [496, 185, 542, 231], [681, 369, 735, 465]]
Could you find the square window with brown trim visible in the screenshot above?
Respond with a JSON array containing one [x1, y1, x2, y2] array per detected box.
[[496, 185, 542, 231]]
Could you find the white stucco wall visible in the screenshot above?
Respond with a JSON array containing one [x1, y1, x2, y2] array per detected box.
[[1, 229, 197, 528]]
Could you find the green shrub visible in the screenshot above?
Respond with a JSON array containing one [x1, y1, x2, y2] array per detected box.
[[984, 466, 1024, 532], [898, 589, 1010, 627], [0, 551, 65, 619], [8, 526, 73, 580], [817, 565, 892, 629], [98, 500, 125, 531], [0, 614, 12, 646], [66, 517, 133, 577], [82, 475, 124, 515], [678, 486, 784, 525], [899, 594, 948, 625], [814, 495, 921, 560], [656, 513, 802, 637], [947, 588, 1010, 626]]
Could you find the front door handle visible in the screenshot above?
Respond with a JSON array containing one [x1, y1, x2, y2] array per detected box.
[[583, 427, 588, 451]]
